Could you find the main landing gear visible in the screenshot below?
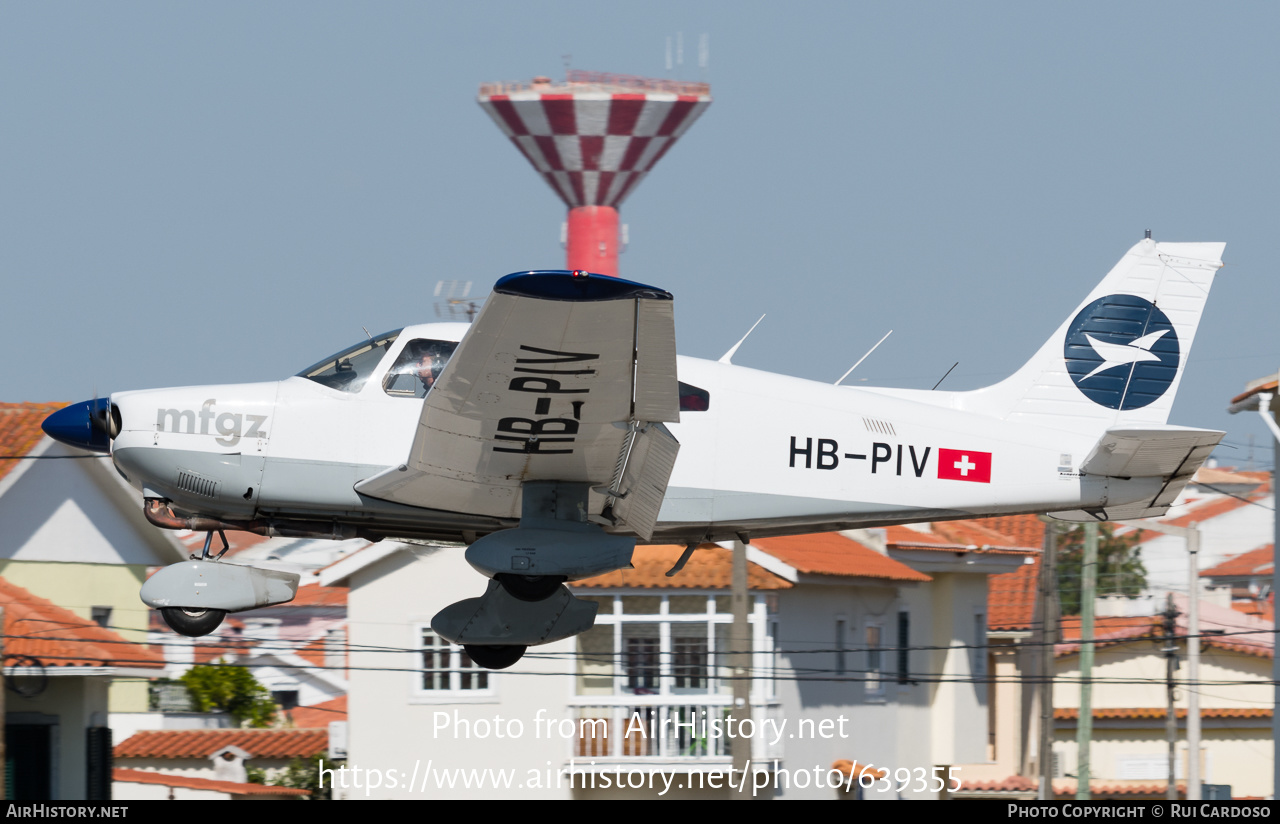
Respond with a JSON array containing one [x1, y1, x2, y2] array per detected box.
[[464, 644, 527, 670], [140, 530, 300, 638]]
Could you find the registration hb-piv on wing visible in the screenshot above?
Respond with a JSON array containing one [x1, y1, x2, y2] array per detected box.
[[42, 238, 1226, 669]]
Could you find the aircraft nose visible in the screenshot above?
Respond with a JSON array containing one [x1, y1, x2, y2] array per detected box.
[[42, 399, 115, 453]]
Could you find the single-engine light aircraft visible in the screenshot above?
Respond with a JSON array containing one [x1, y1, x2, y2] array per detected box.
[[43, 238, 1225, 669]]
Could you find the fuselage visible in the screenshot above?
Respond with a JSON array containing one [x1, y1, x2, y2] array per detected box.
[[106, 321, 1153, 544]]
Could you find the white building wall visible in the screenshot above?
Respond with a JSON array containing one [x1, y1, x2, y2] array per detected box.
[[1137, 495, 1273, 597], [346, 546, 576, 799]]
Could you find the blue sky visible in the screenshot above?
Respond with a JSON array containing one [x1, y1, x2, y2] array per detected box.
[[4, 2, 1278, 467]]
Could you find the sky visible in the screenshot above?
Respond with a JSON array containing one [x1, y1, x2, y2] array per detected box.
[[4, 1, 1279, 469]]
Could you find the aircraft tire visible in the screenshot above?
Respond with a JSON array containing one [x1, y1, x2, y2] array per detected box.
[[464, 644, 526, 670], [495, 574, 565, 602], [160, 607, 227, 637]]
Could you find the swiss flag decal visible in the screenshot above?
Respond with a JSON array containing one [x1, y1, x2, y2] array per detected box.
[[937, 448, 992, 483]]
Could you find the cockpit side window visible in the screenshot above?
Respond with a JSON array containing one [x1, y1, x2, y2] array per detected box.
[[383, 339, 459, 399], [297, 330, 401, 393], [679, 382, 710, 412]]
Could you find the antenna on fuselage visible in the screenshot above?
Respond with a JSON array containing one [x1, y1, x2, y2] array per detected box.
[[718, 314, 766, 365], [834, 330, 893, 386]]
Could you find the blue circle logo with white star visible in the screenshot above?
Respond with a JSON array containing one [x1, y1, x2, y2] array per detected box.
[[1063, 294, 1180, 411]]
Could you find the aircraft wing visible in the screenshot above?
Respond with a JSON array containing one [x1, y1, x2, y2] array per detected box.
[[355, 271, 680, 540]]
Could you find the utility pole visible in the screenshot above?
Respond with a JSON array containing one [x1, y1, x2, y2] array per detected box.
[[1162, 595, 1181, 801], [1226, 377, 1279, 799], [730, 538, 752, 797], [1036, 520, 1060, 800], [0, 606, 5, 801], [1139, 519, 1202, 799], [1075, 521, 1098, 800]]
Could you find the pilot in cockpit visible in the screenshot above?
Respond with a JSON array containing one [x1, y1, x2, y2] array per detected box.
[[383, 339, 457, 399]]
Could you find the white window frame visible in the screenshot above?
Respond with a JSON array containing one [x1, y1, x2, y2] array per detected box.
[[573, 592, 770, 701], [864, 620, 885, 699], [410, 624, 497, 704]]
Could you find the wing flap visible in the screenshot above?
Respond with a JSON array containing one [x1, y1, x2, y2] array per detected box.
[[602, 422, 680, 541]]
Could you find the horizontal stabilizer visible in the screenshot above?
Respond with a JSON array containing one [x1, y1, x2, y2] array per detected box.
[[1079, 426, 1223, 478], [1049, 426, 1223, 522]]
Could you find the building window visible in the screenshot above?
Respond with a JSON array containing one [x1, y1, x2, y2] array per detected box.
[[624, 635, 660, 693], [835, 618, 847, 676], [865, 624, 883, 696], [572, 593, 763, 699], [971, 613, 987, 678], [672, 633, 709, 690], [91, 606, 112, 628], [897, 611, 910, 684], [419, 629, 488, 693], [272, 690, 299, 710]]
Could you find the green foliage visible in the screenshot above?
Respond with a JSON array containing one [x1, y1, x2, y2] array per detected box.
[[248, 755, 342, 800], [1056, 523, 1147, 616], [180, 664, 278, 728]]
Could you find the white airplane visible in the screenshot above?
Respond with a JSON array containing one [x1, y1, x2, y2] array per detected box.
[[43, 237, 1226, 668]]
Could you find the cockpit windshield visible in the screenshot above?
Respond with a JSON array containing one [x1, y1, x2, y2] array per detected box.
[[297, 330, 402, 393]]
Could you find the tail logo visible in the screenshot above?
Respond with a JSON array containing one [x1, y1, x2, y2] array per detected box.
[[1063, 295, 1180, 411]]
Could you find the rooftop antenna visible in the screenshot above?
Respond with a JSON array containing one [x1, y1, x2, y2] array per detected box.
[[433, 280, 483, 323], [562, 54, 572, 81], [719, 315, 765, 365], [699, 33, 710, 80], [835, 330, 892, 386]]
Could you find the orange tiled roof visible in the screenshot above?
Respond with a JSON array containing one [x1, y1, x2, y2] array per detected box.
[[1231, 377, 1278, 406], [957, 775, 1038, 793], [283, 584, 348, 608], [574, 544, 791, 590], [1058, 599, 1273, 659], [1232, 596, 1274, 623], [1201, 545, 1273, 578], [294, 634, 346, 673], [883, 522, 1039, 555], [0, 578, 164, 669], [112, 767, 310, 797], [287, 695, 347, 728], [296, 636, 326, 667], [988, 555, 1039, 631], [832, 760, 888, 781], [960, 775, 1194, 798], [1054, 780, 1186, 798], [0, 403, 68, 485], [752, 533, 931, 582], [114, 729, 329, 759], [1055, 707, 1272, 720], [1193, 466, 1266, 489], [972, 514, 1046, 548], [1137, 495, 1257, 540]]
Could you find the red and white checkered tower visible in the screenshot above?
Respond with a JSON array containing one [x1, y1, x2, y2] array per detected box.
[[479, 70, 711, 278]]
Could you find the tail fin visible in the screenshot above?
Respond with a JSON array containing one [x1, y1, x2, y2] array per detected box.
[[956, 238, 1224, 435]]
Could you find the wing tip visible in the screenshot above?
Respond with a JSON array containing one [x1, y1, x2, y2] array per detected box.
[[494, 270, 673, 302]]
